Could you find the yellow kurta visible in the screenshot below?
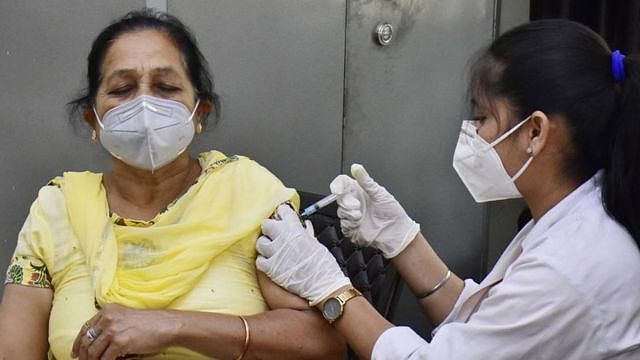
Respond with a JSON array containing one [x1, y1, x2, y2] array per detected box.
[[5, 151, 298, 359]]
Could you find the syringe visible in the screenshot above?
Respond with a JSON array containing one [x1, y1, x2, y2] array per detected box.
[[300, 194, 338, 218]]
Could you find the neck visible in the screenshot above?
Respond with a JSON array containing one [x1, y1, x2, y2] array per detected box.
[[104, 152, 201, 213], [520, 169, 581, 222]]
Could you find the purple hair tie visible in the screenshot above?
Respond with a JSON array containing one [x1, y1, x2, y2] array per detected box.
[[611, 50, 626, 83]]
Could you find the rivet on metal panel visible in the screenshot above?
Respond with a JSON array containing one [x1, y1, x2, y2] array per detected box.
[[375, 23, 394, 46]]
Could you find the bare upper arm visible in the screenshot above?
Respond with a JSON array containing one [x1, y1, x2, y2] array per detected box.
[[257, 271, 348, 359], [0, 284, 53, 358], [257, 271, 311, 311]]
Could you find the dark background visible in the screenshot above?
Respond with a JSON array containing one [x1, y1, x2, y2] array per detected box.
[[531, 0, 640, 53]]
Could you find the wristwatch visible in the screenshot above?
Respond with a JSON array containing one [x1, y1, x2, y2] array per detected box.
[[321, 287, 362, 324]]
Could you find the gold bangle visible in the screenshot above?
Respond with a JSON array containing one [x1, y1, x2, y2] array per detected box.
[[416, 269, 452, 299], [236, 316, 250, 360]]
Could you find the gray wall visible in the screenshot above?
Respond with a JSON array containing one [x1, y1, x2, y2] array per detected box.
[[169, 0, 346, 194], [342, 0, 495, 336], [0, 0, 144, 294], [0, 0, 529, 341]]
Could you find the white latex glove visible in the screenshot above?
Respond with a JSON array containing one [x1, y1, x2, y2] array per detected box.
[[256, 204, 351, 306], [330, 164, 420, 258]]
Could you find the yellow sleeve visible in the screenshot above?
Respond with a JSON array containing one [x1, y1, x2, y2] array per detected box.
[[241, 158, 300, 214], [4, 185, 60, 289], [5, 256, 51, 288]]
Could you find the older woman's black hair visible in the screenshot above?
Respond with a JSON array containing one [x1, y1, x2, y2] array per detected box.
[[68, 8, 219, 127], [469, 19, 640, 244]]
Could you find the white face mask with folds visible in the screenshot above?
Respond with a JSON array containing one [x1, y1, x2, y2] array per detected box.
[[452, 116, 533, 203], [94, 95, 199, 171]]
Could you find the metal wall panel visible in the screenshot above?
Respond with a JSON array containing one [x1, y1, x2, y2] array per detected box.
[[169, 0, 346, 194], [343, 0, 495, 336], [0, 1, 145, 297]]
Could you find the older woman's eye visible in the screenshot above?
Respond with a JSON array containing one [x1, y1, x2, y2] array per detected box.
[[108, 85, 133, 96], [156, 84, 181, 93], [472, 116, 487, 124]]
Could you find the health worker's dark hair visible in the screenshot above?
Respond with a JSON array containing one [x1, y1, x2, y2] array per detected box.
[[470, 19, 640, 244]]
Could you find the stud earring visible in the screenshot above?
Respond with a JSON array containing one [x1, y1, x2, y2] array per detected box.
[[526, 146, 533, 155], [196, 123, 203, 134], [91, 130, 97, 141]]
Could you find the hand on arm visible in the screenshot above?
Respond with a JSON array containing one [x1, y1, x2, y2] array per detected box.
[[256, 206, 351, 306], [0, 284, 53, 359]]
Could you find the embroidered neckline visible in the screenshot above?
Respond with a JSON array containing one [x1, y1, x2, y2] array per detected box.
[[109, 154, 240, 227]]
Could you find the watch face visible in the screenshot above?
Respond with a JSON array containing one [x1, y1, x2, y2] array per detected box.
[[323, 298, 342, 321]]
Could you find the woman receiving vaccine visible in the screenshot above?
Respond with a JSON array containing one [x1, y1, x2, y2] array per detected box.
[[0, 9, 343, 360], [257, 19, 640, 359]]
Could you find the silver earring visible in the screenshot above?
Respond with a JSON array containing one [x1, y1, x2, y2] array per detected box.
[[527, 146, 533, 155]]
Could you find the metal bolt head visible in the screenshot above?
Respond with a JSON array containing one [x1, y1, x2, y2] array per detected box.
[[375, 23, 394, 46]]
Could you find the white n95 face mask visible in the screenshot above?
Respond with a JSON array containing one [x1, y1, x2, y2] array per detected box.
[[94, 95, 199, 171], [452, 116, 533, 203]]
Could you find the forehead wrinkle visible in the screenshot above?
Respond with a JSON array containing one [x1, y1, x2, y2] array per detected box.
[[103, 68, 140, 84], [150, 66, 182, 79], [98, 30, 194, 96], [103, 65, 183, 84]]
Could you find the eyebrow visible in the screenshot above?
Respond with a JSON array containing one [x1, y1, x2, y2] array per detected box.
[[103, 67, 182, 83], [150, 67, 181, 77], [103, 69, 138, 83]]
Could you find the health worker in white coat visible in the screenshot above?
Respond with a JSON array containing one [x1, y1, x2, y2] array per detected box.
[[256, 19, 640, 359]]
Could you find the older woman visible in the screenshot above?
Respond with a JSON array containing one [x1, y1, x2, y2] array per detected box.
[[0, 9, 344, 360]]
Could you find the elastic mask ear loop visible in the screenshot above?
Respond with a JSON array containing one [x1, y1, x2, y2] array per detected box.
[[511, 156, 533, 181], [93, 107, 106, 130], [489, 115, 534, 181], [488, 115, 532, 148], [188, 98, 201, 123]]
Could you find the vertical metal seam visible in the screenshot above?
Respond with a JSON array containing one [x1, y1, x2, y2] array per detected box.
[[482, 0, 503, 276], [492, 0, 502, 39], [340, 0, 350, 173]]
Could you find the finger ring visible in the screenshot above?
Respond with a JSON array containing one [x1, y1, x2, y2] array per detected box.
[[86, 327, 98, 342]]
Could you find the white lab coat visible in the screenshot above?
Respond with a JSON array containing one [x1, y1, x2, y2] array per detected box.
[[372, 172, 640, 359]]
